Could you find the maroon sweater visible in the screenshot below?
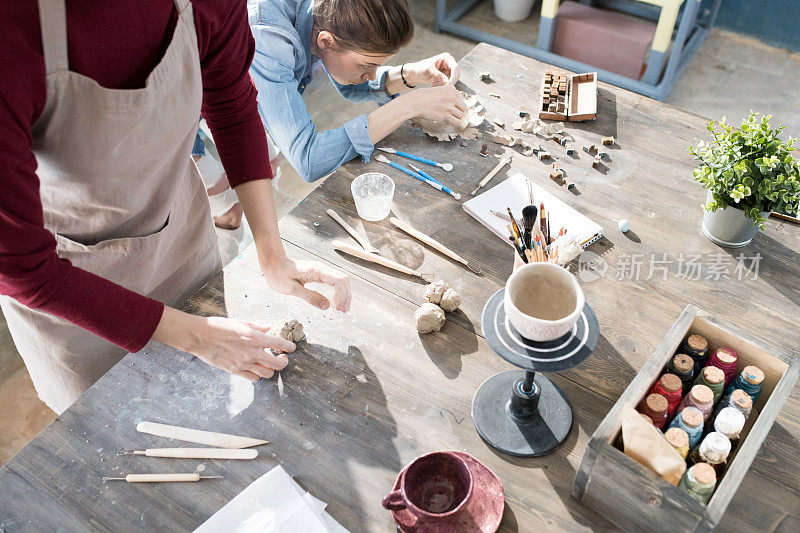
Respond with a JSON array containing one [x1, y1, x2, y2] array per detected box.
[[0, 1, 271, 352]]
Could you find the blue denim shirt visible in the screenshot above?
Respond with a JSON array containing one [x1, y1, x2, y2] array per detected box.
[[247, 0, 394, 182]]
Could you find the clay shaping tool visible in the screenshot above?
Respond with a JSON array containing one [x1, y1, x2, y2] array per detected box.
[[136, 422, 268, 449], [333, 241, 424, 279], [471, 155, 512, 195], [389, 217, 482, 275], [102, 473, 223, 483], [326, 209, 379, 253], [407, 164, 461, 200], [377, 147, 453, 171], [375, 155, 449, 197], [116, 448, 258, 460]]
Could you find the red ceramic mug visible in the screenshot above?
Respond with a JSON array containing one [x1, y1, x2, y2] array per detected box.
[[382, 451, 474, 525]]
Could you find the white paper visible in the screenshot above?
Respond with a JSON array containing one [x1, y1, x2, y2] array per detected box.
[[195, 466, 348, 533]]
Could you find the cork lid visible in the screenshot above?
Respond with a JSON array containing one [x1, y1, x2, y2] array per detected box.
[[673, 354, 693, 373], [731, 389, 753, 410], [665, 427, 689, 448], [691, 384, 714, 405], [687, 334, 708, 352], [742, 365, 765, 385], [704, 366, 725, 385], [681, 407, 703, 428], [715, 347, 737, 364], [693, 463, 717, 485], [645, 394, 668, 414], [661, 373, 682, 393]]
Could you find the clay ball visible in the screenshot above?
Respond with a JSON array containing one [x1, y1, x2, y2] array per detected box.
[[424, 280, 462, 312], [273, 319, 305, 343], [618, 219, 630, 233], [414, 303, 446, 333]]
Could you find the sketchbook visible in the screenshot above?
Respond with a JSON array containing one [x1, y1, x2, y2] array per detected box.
[[462, 172, 603, 248]]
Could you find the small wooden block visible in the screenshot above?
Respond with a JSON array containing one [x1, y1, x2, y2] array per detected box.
[[602, 136, 615, 146], [538, 151, 551, 161]]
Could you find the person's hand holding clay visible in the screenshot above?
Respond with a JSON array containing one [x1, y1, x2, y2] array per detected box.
[[260, 256, 352, 313], [152, 308, 294, 383], [406, 84, 466, 128], [404, 53, 461, 86]]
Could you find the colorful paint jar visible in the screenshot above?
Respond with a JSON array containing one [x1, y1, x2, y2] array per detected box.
[[726, 365, 765, 402], [650, 373, 683, 418], [669, 406, 704, 449], [682, 334, 709, 374], [693, 366, 725, 405], [707, 347, 737, 387], [678, 385, 715, 422], [639, 393, 669, 429], [688, 432, 731, 476], [664, 427, 690, 459], [667, 353, 695, 394], [679, 463, 717, 504]]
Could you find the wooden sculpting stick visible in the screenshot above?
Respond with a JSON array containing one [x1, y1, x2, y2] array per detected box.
[[326, 209, 379, 253], [333, 241, 420, 277], [389, 217, 481, 275], [136, 422, 268, 449], [471, 155, 511, 195], [103, 473, 222, 483], [124, 448, 258, 460]]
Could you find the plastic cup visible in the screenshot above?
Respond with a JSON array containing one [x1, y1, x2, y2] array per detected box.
[[351, 172, 394, 221]]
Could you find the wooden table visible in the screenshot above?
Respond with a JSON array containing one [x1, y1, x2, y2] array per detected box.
[[1, 43, 798, 532]]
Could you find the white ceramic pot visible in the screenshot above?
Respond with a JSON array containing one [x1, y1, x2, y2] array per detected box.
[[700, 191, 768, 248], [494, 0, 537, 22], [504, 263, 585, 341]]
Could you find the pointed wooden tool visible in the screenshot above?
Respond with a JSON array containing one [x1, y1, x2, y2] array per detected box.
[[389, 217, 482, 275], [136, 422, 268, 449], [117, 447, 258, 460]]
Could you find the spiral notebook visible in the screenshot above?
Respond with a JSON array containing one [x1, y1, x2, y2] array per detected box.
[[462, 172, 603, 248]]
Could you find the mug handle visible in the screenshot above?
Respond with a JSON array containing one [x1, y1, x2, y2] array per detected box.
[[381, 490, 406, 510]]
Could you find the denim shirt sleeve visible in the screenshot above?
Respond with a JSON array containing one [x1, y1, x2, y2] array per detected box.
[[249, 27, 377, 183]]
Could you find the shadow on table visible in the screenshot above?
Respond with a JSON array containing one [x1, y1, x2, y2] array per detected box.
[[729, 232, 800, 309], [419, 309, 479, 379], [275, 344, 403, 532], [564, 88, 618, 140]]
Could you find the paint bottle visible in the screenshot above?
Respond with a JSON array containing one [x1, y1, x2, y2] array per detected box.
[[725, 365, 765, 402], [713, 406, 746, 449], [664, 427, 690, 459], [706, 347, 737, 387], [677, 384, 715, 422], [639, 393, 669, 429], [668, 406, 704, 449], [679, 463, 717, 504], [715, 388, 753, 421], [693, 366, 725, 406], [688, 432, 731, 476], [667, 353, 695, 394], [682, 334, 709, 375], [649, 373, 683, 418]]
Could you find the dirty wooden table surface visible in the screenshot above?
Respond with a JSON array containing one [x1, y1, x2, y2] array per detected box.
[[1, 43, 799, 532]]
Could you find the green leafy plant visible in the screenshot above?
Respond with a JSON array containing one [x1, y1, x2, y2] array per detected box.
[[688, 112, 800, 228]]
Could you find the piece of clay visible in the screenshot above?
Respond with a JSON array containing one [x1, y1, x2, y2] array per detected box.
[[493, 118, 505, 128], [478, 72, 492, 82], [489, 92, 500, 98], [414, 303, 446, 333], [274, 319, 305, 343], [412, 91, 485, 141], [602, 136, 615, 146], [479, 143, 489, 156], [490, 132, 516, 146], [424, 280, 462, 312]]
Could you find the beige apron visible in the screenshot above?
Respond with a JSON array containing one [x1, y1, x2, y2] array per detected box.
[[0, 0, 221, 414]]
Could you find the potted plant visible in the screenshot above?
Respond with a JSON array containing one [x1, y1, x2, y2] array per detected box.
[[689, 112, 800, 247]]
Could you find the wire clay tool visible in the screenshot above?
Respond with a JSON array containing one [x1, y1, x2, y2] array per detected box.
[[390, 217, 482, 275], [471, 155, 512, 195], [102, 473, 223, 483], [377, 147, 453, 171], [408, 164, 461, 200], [116, 448, 258, 460]]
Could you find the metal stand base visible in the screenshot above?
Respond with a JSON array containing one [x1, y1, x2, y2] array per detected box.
[[472, 370, 572, 457]]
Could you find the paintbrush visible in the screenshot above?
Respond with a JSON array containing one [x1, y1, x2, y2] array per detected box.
[[507, 207, 525, 250], [546, 212, 551, 245], [535, 234, 544, 262], [508, 225, 528, 263], [539, 202, 547, 239], [521, 205, 538, 250]]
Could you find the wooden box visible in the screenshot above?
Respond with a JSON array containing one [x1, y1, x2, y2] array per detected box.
[[567, 73, 597, 122], [538, 71, 597, 122], [572, 304, 799, 532]]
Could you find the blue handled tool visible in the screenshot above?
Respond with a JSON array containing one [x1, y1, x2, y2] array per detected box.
[[375, 155, 460, 200], [377, 147, 453, 172], [409, 164, 461, 200]]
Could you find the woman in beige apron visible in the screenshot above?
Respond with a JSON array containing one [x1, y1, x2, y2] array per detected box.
[[1, 0, 351, 414]]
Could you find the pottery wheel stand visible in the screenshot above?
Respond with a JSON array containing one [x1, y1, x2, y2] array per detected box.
[[472, 289, 599, 457]]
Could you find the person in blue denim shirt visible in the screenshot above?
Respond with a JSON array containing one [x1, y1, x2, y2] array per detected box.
[[247, 0, 467, 183]]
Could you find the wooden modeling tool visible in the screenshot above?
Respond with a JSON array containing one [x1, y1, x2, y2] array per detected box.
[[102, 473, 223, 483], [471, 155, 511, 195], [389, 217, 482, 275], [408, 164, 461, 200], [333, 241, 423, 278], [116, 448, 258, 460], [136, 422, 268, 449], [377, 147, 453, 172], [326, 209, 379, 253]]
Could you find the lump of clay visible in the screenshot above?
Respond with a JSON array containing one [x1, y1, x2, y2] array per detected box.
[[274, 319, 305, 343], [412, 92, 485, 141], [415, 303, 446, 333], [424, 280, 462, 312]]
